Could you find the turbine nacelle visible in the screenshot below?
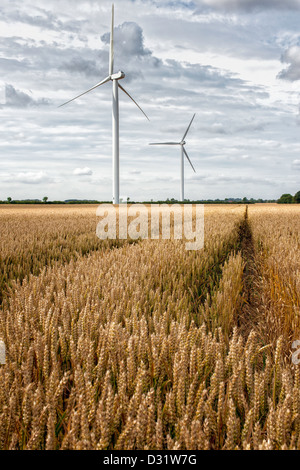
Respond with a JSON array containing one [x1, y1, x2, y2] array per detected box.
[[149, 114, 196, 175], [111, 71, 125, 81]]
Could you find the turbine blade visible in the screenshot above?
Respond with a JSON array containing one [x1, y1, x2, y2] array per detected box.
[[109, 4, 114, 75], [182, 113, 196, 141], [118, 83, 150, 121], [149, 142, 180, 145], [183, 147, 196, 173], [58, 76, 111, 108]]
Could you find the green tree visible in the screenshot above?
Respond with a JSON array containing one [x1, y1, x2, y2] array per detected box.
[[7, 197, 12, 204], [43, 196, 48, 203], [294, 191, 300, 204], [277, 193, 294, 204]]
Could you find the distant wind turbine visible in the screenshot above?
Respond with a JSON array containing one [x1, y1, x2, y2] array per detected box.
[[149, 114, 196, 202], [59, 4, 149, 204]]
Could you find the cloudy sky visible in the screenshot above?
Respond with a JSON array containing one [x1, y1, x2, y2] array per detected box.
[[1, 0, 300, 201]]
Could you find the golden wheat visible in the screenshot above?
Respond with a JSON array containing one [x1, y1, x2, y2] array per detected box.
[[249, 204, 300, 354], [0, 203, 300, 450], [0, 204, 125, 304]]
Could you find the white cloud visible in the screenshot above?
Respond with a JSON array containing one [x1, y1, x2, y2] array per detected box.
[[292, 159, 300, 168], [73, 167, 93, 176], [2, 171, 51, 184]]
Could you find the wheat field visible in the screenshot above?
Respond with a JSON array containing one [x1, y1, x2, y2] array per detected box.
[[0, 203, 299, 450]]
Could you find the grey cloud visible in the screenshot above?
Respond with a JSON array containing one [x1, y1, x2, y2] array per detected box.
[[195, 0, 300, 12], [147, 0, 300, 9], [147, 12, 280, 64], [101, 22, 151, 59], [191, 173, 276, 186], [99, 20, 246, 90], [198, 121, 254, 135], [235, 120, 266, 133], [163, 59, 241, 87], [100, 21, 156, 79], [5, 85, 50, 108], [59, 56, 100, 78], [210, 122, 227, 134], [0, 24, 255, 99], [0, 36, 107, 79], [0, 7, 88, 33], [0, 57, 31, 74], [278, 46, 300, 81]]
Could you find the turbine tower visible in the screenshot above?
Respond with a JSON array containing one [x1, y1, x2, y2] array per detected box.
[[59, 4, 149, 204], [149, 114, 196, 202]]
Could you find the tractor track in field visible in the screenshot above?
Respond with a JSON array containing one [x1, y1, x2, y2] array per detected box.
[[237, 206, 264, 337]]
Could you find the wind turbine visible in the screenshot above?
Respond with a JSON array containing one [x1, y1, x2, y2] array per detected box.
[[59, 4, 149, 204], [149, 114, 196, 202]]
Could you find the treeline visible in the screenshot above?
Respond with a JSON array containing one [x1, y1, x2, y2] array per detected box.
[[1, 195, 298, 205], [277, 191, 300, 204], [0, 197, 277, 205], [0, 199, 103, 205]]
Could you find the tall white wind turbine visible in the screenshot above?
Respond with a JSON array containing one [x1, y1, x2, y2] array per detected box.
[[59, 4, 149, 204], [149, 114, 196, 202]]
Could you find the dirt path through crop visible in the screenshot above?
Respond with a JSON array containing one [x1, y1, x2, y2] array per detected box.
[[237, 206, 264, 337]]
